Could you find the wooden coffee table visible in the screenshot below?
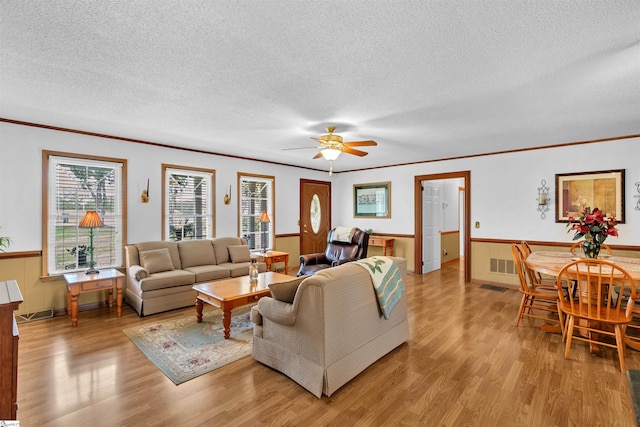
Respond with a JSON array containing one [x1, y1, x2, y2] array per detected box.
[[193, 271, 292, 339]]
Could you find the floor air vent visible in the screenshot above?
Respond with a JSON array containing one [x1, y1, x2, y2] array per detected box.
[[480, 284, 508, 293], [16, 308, 54, 323]]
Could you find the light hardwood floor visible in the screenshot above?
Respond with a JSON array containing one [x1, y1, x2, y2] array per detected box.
[[15, 262, 640, 426]]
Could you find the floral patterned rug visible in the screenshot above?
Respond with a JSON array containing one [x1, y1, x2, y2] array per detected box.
[[123, 306, 254, 384]]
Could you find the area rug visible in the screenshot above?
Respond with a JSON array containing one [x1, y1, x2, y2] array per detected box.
[[123, 306, 254, 385]]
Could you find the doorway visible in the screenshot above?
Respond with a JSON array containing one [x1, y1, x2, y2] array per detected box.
[[299, 179, 332, 255], [414, 171, 471, 282]]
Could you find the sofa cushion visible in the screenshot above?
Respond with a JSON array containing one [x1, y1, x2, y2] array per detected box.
[[228, 244, 251, 263], [139, 248, 175, 274], [212, 237, 245, 264], [218, 261, 267, 277], [138, 269, 196, 291], [135, 241, 182, 269], [178, 240, 216, 268], [183, 265, 231, 282], [269, 275, 308, 303]]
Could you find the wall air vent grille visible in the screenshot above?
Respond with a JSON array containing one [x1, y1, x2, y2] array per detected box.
[[490, 258, 515, 275]]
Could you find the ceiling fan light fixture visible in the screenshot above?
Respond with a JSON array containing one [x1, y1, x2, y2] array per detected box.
[[320, 148, 341, 161]]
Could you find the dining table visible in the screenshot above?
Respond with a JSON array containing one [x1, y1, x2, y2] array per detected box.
[[526, 250, 640, 350]]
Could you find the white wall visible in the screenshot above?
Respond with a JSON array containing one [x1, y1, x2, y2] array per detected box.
[[1, 122, 638, 251], [332, 137, 640, 246], [0, 122, 328, 251]]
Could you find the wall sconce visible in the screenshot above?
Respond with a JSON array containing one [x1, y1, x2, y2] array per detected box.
[[223, 185, 231, 204], [537, 179, 550, 219], [634, 181, 640, 211], [141, 179, 149, 203]]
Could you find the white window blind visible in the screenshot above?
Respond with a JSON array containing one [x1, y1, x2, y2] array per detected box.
[[47, 156, 123, 274], [239, 174, 273, 251], [165, 168, 213, 241]]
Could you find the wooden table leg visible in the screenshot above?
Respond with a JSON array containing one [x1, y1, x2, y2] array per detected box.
[[222, 308, 232, 339], [107, 289, 114, 308], [195, 298, 203, 323], [70, 292, 79, 327], [116, 285, 122, 317], [284, 256, 289, 275]]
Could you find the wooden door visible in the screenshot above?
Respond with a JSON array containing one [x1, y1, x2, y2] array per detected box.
[[421, 182, 442, 273], [300, 179, 331, 255]]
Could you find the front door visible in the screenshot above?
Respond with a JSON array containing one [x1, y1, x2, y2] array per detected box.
[[300, 179, 331, 255]]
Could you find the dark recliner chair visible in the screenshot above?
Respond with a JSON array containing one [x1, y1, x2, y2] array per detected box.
[[297, 227, 369, 276]]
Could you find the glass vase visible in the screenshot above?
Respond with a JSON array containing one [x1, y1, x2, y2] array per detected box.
[[249, 263, 259, 283], [582, 240, 601, 259]]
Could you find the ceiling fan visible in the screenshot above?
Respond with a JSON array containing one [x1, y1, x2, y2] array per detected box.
[[284, 126, 377, 175]]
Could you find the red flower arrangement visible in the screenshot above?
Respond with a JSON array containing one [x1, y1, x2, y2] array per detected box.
[[566, 207, 618, 244]]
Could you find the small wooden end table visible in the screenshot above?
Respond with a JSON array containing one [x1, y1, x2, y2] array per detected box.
[[193, 271, 291, 339], [369, 236, 394, 256], [63, 269, 124, 327], [256, 250, 289, 273]]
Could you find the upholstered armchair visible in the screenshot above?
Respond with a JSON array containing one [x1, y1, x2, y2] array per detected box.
[[297, 227, 369, 276]]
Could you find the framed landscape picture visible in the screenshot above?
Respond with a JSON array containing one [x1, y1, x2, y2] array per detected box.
[[555, 169, 625, 223], [353, 182, 391, 218]]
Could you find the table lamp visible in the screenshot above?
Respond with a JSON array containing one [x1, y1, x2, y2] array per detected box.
[[79, 210, 103, 274], [259, 211, 271, 253]]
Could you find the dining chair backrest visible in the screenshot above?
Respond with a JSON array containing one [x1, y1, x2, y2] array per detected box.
[[568, 240, 613, 256], [512, 244, 535, 294], [557, 259, 636, 320], [521, 240, 533, 257]]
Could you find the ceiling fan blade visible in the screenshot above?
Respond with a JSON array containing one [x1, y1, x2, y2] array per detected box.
[[312, 152, 323, 159], [282, 146, 318, 151], [341, 147, 369, 157], [343, 140, 377, 147]]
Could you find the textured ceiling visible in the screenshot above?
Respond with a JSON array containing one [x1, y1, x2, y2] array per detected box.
[[1, 1, 639, 173]]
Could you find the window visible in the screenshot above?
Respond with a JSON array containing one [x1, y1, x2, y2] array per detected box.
[[238, 173, 274, 251], [163, 165, 215, 241], [43, 151, 126, 276]]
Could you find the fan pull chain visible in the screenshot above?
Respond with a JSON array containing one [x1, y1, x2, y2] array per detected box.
[[329, 160, 333, 176]]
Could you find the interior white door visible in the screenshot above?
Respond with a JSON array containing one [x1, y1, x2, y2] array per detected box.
[[422, 182, 442, 273]]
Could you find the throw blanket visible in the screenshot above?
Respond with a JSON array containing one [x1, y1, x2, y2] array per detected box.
[[332, 226, 355, 243], [354, 256, 405, 320]]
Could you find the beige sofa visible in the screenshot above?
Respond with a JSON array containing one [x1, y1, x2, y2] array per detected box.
[[251, 257, 409, 397], [125, 237, 266, 316]]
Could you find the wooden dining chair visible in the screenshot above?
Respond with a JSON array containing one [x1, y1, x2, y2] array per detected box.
[[568, 240, 613, 256], [512, 244, 563, 330], [557, 259, 637, 373]]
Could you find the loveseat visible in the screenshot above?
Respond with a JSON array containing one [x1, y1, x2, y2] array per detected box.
[[251, 256, 409, 397], [124, 237, 266, 316]]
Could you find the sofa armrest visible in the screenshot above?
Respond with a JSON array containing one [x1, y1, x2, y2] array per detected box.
[[250, 305, 263, 325], [257, 297, 297, 326], [299, 253, 328, 266], [129, 265, 149, 281]]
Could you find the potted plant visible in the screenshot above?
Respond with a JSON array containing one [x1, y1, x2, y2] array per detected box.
[[566, 207, 618, 258], [0, 231, 11, 252]]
